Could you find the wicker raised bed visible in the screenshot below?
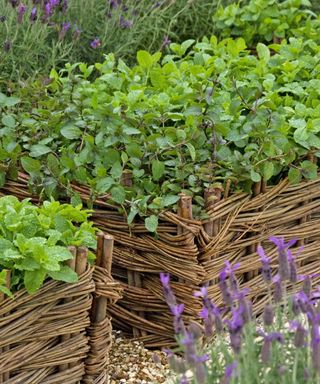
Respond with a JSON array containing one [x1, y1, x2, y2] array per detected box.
[[0, 233, 122, 383], [2, 174, 320, 348]]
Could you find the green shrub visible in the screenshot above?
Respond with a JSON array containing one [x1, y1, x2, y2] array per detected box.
[[2, 32, 320, 230], [0, 196, 96, 295], [212, 0, 319, 46]]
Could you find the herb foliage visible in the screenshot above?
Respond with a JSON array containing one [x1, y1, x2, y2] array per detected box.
[[0, 196, 96, 295], [2, 22, 320, 230]]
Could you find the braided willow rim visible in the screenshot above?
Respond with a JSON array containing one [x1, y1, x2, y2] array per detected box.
[[2, 173, 320, 348]]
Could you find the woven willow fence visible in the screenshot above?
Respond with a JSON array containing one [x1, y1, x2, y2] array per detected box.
[[2, 173, 320, 348], [0, 233, 122, 383]]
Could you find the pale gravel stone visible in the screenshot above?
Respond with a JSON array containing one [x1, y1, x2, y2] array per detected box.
[[109, 331, 172, 384]]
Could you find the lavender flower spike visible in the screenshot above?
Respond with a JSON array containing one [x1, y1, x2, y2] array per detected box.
[[257, 245, 272, 283], [30, 7, 37, 22], [269, 236, 296, 281], [17, 3, 27, 24], [90, 38, 101, 49], [59, 21, 71, 40]]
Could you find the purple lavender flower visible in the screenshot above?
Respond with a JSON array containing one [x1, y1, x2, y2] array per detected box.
[[9, 0, 19, 7], [195, 286, 223, 335], [294, 291, 309, 314], [269, 236, 296, 281], [109, 0, 119, 9], [230, 331, 242, 354], [59, 21, 71, 40], [120, 16, 133, 29], [171, 304, 185, 334], [303, 275, 312, 297], [311, 320, 320, 373], [160, 272, 176, 307], [234, 288, 252, 323], [188, 322, 202, 340], [180, 375, 188, 384], [0, 16, 6, 22], [160, 35, 171, 51], [181, 332, 208, 383], [90, 38, 101, 49], [257, 245, 272, 283], [30, 6, 37, 22], [160, 272, 170, 287], [223, 361, 238, 383], [260, 331, 284, 364], [287, 249, 298, 283], [290, 321, 307, 348], [61, 0, 68, 13], [44, 2, 52, 17], [263, 304, 274, 326], [17, 3, 27, 23], [222, 261, 240, 292], [273, 275, 283, 303], [160, 273, 186, 335]]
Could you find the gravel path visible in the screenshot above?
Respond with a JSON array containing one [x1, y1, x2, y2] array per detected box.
[[109, 331, 172, 384]]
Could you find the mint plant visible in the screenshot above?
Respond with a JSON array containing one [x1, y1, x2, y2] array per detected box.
[[0, 196, 96, 295], [212, 0, 318, 46]]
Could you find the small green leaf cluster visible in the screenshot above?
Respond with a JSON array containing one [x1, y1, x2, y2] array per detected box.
[[213, 0, 319, 46], [0, 196, 96, 295]]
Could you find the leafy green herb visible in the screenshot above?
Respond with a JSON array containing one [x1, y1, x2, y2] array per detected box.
[[0, 196, 96, 295]]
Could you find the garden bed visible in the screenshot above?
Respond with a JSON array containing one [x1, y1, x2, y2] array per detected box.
[[2, 174, 320, 349]]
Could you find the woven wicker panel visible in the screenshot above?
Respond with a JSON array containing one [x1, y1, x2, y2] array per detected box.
[[0, 266, 94, 384], [3, 174, 320, 348]]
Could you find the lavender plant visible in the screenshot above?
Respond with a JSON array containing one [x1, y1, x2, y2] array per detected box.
[[0, 0, 227, 82], [161, 237, 320, 383]]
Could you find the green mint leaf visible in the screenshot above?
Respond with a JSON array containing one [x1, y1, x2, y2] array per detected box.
[[137, 50, 154, 69], [24, 268, 47, 294], [61, 124, 82, 139], [0, 285, 13, 298], [250, 169, 261, 183], [256, 43, 270, 62], [30, 144, 52, 157], [261, 162, 274, 181], [111, 185, 126, 204], [301, 160, 318, 180], [95, 177, 114, 193], [48, 265, 78, 283], [152, 160, 165, 181], [162, 195, 180, 207], [145, 215, 158, 232], [288, 168, 302, 184], [186, 143, 196, 161], [21, 157, 41, 176]]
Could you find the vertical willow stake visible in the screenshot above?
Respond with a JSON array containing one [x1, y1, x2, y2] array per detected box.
[[204, 187, 222, 238], [93, 235, 114, 323], [0, 270, 10, 383]]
